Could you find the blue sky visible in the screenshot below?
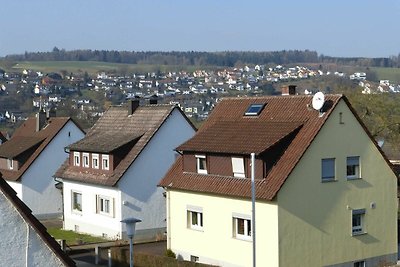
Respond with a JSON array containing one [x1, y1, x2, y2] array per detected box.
[[1, 0, 399, 58]]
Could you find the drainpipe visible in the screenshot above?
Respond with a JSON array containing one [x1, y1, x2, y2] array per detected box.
[[251, 153, 256, 267]]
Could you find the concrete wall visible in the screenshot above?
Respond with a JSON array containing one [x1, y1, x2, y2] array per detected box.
[[167, 190, 279, 267], [0, 191, 66, 267], [277, 99, 398, 266]]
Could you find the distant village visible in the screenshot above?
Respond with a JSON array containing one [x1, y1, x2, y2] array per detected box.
[[1, 64, 400, 127]]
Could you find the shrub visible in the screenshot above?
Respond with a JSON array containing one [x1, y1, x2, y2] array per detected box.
[[165, 248, 176, 258]]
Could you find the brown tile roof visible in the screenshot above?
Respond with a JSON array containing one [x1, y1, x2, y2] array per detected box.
[[0, 175, 76, 266], [159, 94, 349, 200], [0, 136, 45, 158], [0, 117, 79, 181], [55, 104, 194, 186], [177, 120, 303, 155]]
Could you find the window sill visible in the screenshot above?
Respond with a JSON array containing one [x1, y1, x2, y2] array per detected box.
[[347, 176, 362, 181], [72, 210, 82, 215], [233, 236, 252, 242], [189, 227, 204, 232], [352, 231, 367, 236], [321, 178, 337, 183]]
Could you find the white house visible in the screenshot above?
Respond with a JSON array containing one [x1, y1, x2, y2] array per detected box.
[[55, 99, 196, 240], [0, 111, 85, 219], [0, 176, 76, 267]]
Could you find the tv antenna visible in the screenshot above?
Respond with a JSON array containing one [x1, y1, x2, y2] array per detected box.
[[312, 92, 325, 116]]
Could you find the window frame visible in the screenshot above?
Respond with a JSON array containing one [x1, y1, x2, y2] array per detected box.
[[244, 103, 265, 116], [71, 191, 82, 213], [196, 155, 207, 174], [321, 158, 336, 182], [187, 206, 203, 231], [73, 152, 80, 167], [232, 157, 245, 178], [7, 158, 13, 170], [233, 213, 252, 241], [352, 209, 366, 236], [353, 260, 365, 267], [96, 195, 114, 217], [82, 153, 90, 168], [347, 156, 361, 180], [102, 154, 109, 170], [92, 153, 99, 169]]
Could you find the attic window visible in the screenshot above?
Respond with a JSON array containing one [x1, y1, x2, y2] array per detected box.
[[244, 104, 265, 116]]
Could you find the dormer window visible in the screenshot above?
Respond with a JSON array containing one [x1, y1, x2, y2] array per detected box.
[[73, 152, 80, 166], [102, 154, 109, 170], [232, 157, 245, 178], [244, 103, 265, 116], [196, 155, 207, 174], [82, 153, 90, 168], [7, 158, 13, 170]]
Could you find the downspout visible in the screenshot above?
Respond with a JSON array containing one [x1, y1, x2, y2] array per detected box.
[[25, 224, 30, 267]]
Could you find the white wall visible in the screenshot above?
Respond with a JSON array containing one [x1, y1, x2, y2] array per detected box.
[[20, 120, 84, 219], [7, 180, 22, 197], [118, 108, 195, 239], [0, 191, 66, 267]]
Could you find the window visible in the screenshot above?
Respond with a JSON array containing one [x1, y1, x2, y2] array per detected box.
[[82, 153, 89, 168], [232, 157, 245, 178], [190, 256, 199, 262], [321, 158, 335, 181], [97, 195, 113, 216], [347, 156, 360, 179], [92, 154, 99, 169], [196, 155, 207, 174], [73, 152, 80, 166], [102, 154, 109, 170], [352, 209, 365, 235], [244, 103, 265, 116], [7, 159, 13, 170], [354, 260, 365, 267], [72, 191, 82, 212], [233, 214, 251, 241], [187, 206, 203, 230]]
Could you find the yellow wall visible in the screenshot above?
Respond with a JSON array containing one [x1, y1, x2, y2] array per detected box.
[[167, 190, 279, 267], [277, 99, 398, 266]]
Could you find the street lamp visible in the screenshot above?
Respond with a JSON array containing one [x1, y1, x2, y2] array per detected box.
[[121, 217, 142, 267]]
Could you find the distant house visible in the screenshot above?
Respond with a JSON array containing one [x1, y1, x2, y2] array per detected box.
[[159, 92, 398, 266], [0, 175, 76, 267], [0, 111, 85, 219], [55, 100, 196, 240]]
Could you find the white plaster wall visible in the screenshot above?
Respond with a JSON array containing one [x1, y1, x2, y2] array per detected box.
[[7, 180, 23, 197], [118, 108, 195, 237], [20, 120, 84, 219], [0, 191, 66, 267], [63, 180, 122, 239]]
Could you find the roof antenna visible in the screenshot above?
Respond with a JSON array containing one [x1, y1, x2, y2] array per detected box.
[[312, 92, 325, 117]]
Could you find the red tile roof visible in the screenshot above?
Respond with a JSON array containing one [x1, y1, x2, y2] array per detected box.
[[0, 175, 76, 266], [0, 117, 80, 181], [159, 94, 354, 200]]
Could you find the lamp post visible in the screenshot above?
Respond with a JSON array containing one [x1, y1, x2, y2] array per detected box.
[[121, 217, 141, 267]]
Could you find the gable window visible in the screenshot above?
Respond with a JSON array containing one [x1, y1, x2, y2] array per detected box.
[[72, 191, 82, 213], [232, 157, 245, 178], [244, 103, 265, 116], [196, 155, 207, 174], [347, 156, 360, 179], [321, 158, 335, 182], [102, 154, 109, 170], [233, 214, 251, 241], [82, 153, 90, 168], [352, 209, 366, 235], [187, 206, 203, 231], [92, 153, 99, 169], [96, 195, 114, 216], [354, 260, 365, 267], [7, 158, 13, 170], [73, 152, 80, 166]]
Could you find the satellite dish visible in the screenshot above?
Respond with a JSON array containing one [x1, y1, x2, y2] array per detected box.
[[312, 92, 325, 111]]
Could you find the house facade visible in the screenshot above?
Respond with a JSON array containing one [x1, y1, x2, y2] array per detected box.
[[0, 111, 85, 219], [55, 100, 196, 240], [0, 175, 76, 267], [159, 94, 398, 267]]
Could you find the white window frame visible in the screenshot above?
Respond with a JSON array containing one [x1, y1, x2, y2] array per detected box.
[[232, 157, 245, 178], [71, 191, 82, 213], [102, 154, 109, 170], [7, 158, 13, 170], [196, 155, 207, 174], [233, 213, 252, 241], [96, 195, 114, 217], [187, 205, 203, 231], [352, 209, 366, 236], [347, 156, 360, 179], [73, 152, 80, 166], [82, 153, 90, 168], [321, 158, 335, 182], [92, 153, 99, 169], [353, 260, 365, 267]]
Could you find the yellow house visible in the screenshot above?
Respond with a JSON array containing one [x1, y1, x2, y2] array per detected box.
[[159, 93, 398, 267]]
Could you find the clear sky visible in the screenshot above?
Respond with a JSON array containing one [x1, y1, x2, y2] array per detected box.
[[1, 0, 399, 58]]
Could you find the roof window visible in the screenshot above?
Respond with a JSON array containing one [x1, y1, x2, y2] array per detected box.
[[244, 103, 265, 116]]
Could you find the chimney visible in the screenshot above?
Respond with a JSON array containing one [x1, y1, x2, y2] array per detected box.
[[128, 99, 140, 115], [46, 108, 56, 119], [281, 85, 297, 96], [149, 95, 158, 105], [36, 110, 46, 132]]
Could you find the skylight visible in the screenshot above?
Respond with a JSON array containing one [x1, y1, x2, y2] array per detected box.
[[244, 103, 265, 116]]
